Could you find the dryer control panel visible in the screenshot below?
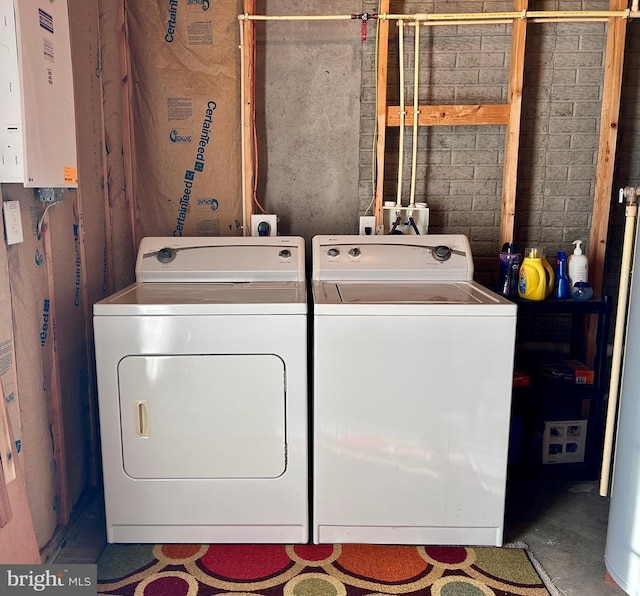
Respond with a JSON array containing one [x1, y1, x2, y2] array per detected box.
[[312, 234, 474, 281], [136, 236, 305, 282]]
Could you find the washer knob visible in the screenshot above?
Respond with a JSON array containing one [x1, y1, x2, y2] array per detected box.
[[433, 245, 452, 261], [279, 249, 291, 259], [348, 247, 361, 258], [157, 247, 176, 263], [327, 248, 340, 258]]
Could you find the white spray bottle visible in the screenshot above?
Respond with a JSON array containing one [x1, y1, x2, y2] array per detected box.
[[568, 239, 588, 287]]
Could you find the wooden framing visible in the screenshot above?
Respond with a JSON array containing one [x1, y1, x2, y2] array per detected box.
[[0, 378, 40, 562], [373, 2, 629, 300], [374, 0, 391, 225], [242, 0, 257, 235], [41, 226, 70, 525], [499, 0, 528, 249], [374, 1, 530, 243], [586, 0, 628, 360], [386, 104, 511, 127], [589, 0, 628, 299], [0, 379, 14, 528]]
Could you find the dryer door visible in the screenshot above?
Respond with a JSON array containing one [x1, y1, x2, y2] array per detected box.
[[118, 354, 286, 479]]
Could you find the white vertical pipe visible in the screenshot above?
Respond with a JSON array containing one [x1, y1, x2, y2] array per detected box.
[[396, 22, 406, 207], [600, 189, 639, 496], [409, 19, 420, 207]]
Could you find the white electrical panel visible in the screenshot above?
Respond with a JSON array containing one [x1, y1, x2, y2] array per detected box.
[[0, 0, 23, 183], [1, 0, 78, 187]]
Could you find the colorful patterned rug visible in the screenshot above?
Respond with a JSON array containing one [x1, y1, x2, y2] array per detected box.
[[97, 543, 552, 595]]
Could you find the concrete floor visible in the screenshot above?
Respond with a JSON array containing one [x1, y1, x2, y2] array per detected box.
[[503, 479, 626, 596], [51, 478, 627, 596]]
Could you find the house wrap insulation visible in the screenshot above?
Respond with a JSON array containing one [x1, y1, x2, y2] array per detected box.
[[125, 0, 244, 238]]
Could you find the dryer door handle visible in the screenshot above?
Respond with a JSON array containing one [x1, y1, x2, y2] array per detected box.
[[134, 400, 150, 437]]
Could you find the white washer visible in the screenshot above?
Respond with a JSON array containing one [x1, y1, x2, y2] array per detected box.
[[94, 236, 308, 543], [311, 234, 517, 546]]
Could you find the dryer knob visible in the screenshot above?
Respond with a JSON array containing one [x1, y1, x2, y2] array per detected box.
[[279, 249, 292, 259], [157, 247, 176, 263], [348, 247, 361, 258], [327, 248, 340, 258], [433, 245, 452, 261]]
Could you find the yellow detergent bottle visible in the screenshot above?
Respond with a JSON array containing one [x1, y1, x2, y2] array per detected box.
[[518, 247, 555, 300]]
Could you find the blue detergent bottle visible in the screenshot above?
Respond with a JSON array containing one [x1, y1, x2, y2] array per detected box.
[[555, 251, 570, 299]]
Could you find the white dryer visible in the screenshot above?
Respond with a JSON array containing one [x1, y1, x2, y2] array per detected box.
[[311, 234, 517, 546], [94, 237, 308, 543]]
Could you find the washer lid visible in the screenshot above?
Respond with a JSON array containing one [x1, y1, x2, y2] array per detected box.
[[313, 280, 516, 315], [94, 281, 307, 315], [337, 282, 481, 304]]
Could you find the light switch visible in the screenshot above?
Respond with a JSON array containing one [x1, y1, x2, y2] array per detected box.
[[3, 200, 23, 245]]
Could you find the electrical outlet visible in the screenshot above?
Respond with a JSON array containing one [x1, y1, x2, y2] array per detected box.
[[251, 214, 278, 237], [359, 216, 377, 235], [37, 188, 65, 203]]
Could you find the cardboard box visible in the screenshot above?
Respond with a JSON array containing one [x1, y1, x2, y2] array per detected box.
[[513, 369, 530, 387], [539, 419, 587, 464], [565, 359, 594, 385], [540, 359, 594, 384], [540, 361, 574, 382]]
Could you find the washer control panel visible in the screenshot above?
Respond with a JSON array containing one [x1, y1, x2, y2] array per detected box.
[[313, 234, 474, 281]]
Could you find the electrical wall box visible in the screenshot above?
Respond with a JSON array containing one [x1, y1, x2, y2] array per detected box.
[[0, 0, 77, 187], [359, 216, 377, 235], [251, 214, 278, 237], [37, 187, 64, 203]]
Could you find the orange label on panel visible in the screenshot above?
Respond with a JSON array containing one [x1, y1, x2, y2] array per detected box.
[[63, 166, 78, 185]]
